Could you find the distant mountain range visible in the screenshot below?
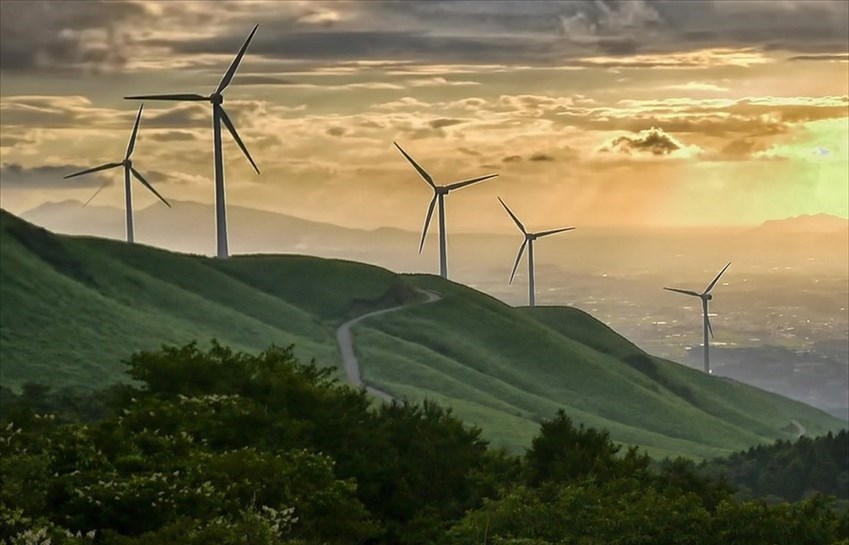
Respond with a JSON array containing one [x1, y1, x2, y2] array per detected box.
[[19, 200, 849, 280], [1, 209, 844, 459], [756, 213, 849, 234]]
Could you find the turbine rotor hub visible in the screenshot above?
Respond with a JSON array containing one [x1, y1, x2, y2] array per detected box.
[[436, 186, 449, 195], [705, 294, 713, 301], [124, 159, 132, 167], [211, 93, 224, 105]]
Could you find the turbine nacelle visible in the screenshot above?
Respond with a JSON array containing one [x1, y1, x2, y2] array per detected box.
[[498, 196, 574, 291], [210, 93, 224, 105], [662, 261, 731, 373]]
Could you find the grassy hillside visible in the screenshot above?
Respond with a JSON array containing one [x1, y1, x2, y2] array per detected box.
[[1, 210, 842, 458]]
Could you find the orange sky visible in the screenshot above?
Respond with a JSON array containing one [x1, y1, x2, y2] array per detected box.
[[1, 0, 847, 232]]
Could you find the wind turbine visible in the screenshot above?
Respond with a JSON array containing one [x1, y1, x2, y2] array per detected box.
[[394, 142, 498, 279], [498, 197, 574, 307], [125, 24, 260, 259], [64, 104, 170, 243], [664, 262, 731, 374]]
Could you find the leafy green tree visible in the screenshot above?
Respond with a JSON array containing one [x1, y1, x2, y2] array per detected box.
[[524, 409, 649, 486]]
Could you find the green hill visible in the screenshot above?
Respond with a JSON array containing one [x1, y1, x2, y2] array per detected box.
[[0, 210, 842, 458]]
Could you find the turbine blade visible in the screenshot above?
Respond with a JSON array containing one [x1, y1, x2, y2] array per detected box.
[[419, 194, 437, 253], [216, 24, 259, 94], [218, 106, 260, 174], [445, 173, 498, 192], [704, 261, 731, 295], [64, 162, 122, 179], [130, 166, 171, 208], [125, 104, 144, 160], [82, 179, 111, 207], [706, 312, 715, 339], [124, 93, 207, 101], [535, 226, 575, 238], [497, 197, 526, 234], [663, 287, 701, 297], [509, 239, 528, 284], [394, 142, 435, 187]]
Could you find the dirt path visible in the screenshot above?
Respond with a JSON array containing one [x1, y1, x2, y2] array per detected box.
[[336, 289, 441, 402], [791, 419, 806, 438]]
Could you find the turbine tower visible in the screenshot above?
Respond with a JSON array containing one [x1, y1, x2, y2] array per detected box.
[[394, 142, 498, 279], [64, 104, 170, 243], [125, 25, 260, 258], [498, 197, 574, 307], [664, 262, 731, 374]]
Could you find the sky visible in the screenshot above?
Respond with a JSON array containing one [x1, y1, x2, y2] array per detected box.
[[0, 0, 847, 232]]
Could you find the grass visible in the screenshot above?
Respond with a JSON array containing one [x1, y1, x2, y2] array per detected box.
[[1, 210, 844, 459]]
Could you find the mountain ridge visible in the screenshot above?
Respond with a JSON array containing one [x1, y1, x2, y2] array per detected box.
[[0, 209, 842, 459]]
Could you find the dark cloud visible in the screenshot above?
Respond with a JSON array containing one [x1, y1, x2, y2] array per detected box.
[[146, 130, 200, 143], [529, 153, 555, 162], [326, 126, 346, 137], [170, 29, 556, 66], [457, 147, 481, 156], [4, 0, 846, 76], [788, 54, 849, 62], [602, 127, 682, 156], [0, 0, 144, 73], [1, 162, 114, 188], [502, 155, 522, 163], [144, 104, 209, 129], [428, 118, 464, 129]]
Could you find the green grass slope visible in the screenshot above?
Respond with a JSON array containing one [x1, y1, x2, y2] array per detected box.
[[1, 210, 842, 459], [0, 211, 405, 389], [349, 278, 843, 458]]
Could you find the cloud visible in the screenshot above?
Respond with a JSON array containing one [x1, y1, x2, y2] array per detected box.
[[144, 104, 209, 129], [663, 81, 730, 92], [428, 118, 465, 129], [529, 153, 555, 162], [2, 0, 847, 77], [0, 162, 112, 188], [706, 137, 772, 161], [502, 155, 522, 163], [578, 48, 772, 68], [0, 95, 131, 128], [0, 0, 148, 73], [407, 76, 479, 87], [789, 54, 849, 62], [146, 130, 202, 143], [599, 127, 699, 158], [560, 0, 662, 44], [296, 8, 343, 26]]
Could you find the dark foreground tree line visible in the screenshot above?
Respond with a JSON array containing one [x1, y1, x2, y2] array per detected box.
[[1, 341, 847, 544]]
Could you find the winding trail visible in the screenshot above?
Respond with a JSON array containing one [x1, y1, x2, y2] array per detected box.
[[336, 289, 441, 401], [791, 419, 806, 438]]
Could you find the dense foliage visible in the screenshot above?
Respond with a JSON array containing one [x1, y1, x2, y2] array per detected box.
[[701, 430, 849, 504], [2, 342, 847, 544]]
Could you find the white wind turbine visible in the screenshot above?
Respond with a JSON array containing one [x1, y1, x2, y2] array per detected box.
[[64, 104, 170, 243], [394, 142, 498, 279], [664, 262, 731, 374], [125, 25, 260, 258], [498, 197, 574, 307]]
